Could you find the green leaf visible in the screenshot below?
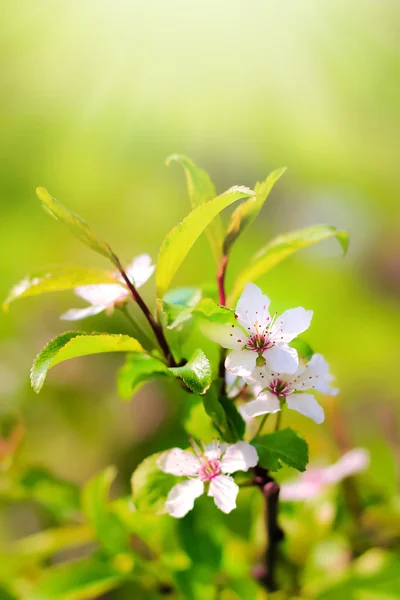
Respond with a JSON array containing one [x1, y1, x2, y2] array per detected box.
[[31, 332, 144, 393], [194, 298, 236, 325], [202, 386, 240, 443], [82, 467, 130, 557], [223, 167, 286, 254], [177, 508, 222, 571], [131, 453, 176, 515], [166, 154, 224, 261], [156, 185, 255, 297], [3, 266, 119, 311], [183, 400, 220, 441], [20, 467, 80, 522], [229, 224, 349, 303], [36, 187, 115, 262], [253, 428, 309, 472], [169, 349, 212, 395], [290, 338, 314, 361], [117, 353, 169, 400], [219, 396, 246, 441], [23, 556, 126, 600]]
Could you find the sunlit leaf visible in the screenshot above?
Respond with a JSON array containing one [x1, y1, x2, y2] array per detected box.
[[290, 338, 314, 361], [36, 187, 115, 262], [194, 298, 236, 325], [117, 353, 169, 400], [131, 453, 176, 515], [219, 396, 245, 441], [169, 349, 212, 395], [82, 467, 131, 557], [229, 225, 349, 303], [253, 428, 309, 472], [3, 266, 119, 311], [156, 185, 255, 297], [166, 154, 224, 261], [31, 332, 144, 393], [183, 400, 220, 441], [223, 167, 286, 254], [23, 556, 126, 600], [202, 386, 240, 443]]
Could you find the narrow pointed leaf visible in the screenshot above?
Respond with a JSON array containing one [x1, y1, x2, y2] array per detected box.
[[253, 428, 309, 472], [31, 332, 144, 393], [169, 349, 212, 395], [156, 185, 255, 297], [230, 225, 349, 303], [117, 353, 169, 400], [36, 187, 115, 262], [3, 266, 119, 311], [223, 167, 286, 254], [166, 154, 224, 260]]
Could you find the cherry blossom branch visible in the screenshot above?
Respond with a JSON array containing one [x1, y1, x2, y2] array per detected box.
[[252, 466, 284, 592], [111, 254, 176, 366]]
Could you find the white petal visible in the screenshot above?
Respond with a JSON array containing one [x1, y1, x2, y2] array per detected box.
[[278, 307, 313, 342], [220, 441, 258, 474], [126, 254, 155, 288], [157, 448, 200, 477], [265, 344, 298, 374], [165, 479, 204, 518], [204, 442, 227, 461], [242, 392, 281, 418], [201, 323, 246, 350], [295, 354, 339, 396], [287, 393, 324, 424], [225, 373, 246, 398], [225, 349, 257, 377], [75, 284, 128, 306], [323, 449, 370, 484], [235, 283, 271, 332], [60, 305, 106, 321], [208, 474, 239, 514]]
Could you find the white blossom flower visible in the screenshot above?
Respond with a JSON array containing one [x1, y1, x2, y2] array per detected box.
[[280, 449, 370, 501], [157, 440, 258, 518], [202, 283, 312, 378], [242, 353, 338, 424], [61, 254, 155, 321]]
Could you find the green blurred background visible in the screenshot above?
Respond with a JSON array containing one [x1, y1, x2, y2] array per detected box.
[[1, 0, 400, 548]]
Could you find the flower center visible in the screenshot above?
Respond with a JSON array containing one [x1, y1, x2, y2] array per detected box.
[[269, 378, 290, 397], [199, 458, 221, 482], [246, 332, 274, 353]]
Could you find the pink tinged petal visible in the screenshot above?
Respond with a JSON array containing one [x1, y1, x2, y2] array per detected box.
[[236, 283, 271, 332], [225, 349, 257, 377], [287, 393, 324, 424], [204, 443, 227, 461], [126, 254, 155, 288], [280, 479, 324, 501], [201, 323, 246, 351], [242, 392, 281, 418], [323, 449, 370, 484], [220, 441, 258, 474], [75, 284, 128, 306], [165, 479, 204, 518], [278, 307, 313, 342], [265, 344, 298, 374], [208, 474, 239, 514], [60, 305, 107, 321], [157, 448, 200, 477]]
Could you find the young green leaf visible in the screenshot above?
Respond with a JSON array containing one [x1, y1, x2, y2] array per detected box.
[[223, 167, 286, 254], [253, 428, 309, 472], [194, 298, 236, 325], [82, 467, 131, 557], [117, 353, 169, 400], [166, 154, 224, 261], [219, 396, 246, 441], [290, 338, 314, 361], [36, 187, 115, 262], [229, 224, 349, 303], [23, 556, 126, 600], [131, 453, 176, 515], [202, 386, 239, 443], [3, 266, 118, 311], [169, 349, 212, 395], [31, 332, 144, 393], [156, 185, 255, 298]]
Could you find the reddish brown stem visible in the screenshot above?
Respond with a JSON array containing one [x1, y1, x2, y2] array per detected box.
[[217, 255, 229, 307], [112, 254, 176, 366]]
